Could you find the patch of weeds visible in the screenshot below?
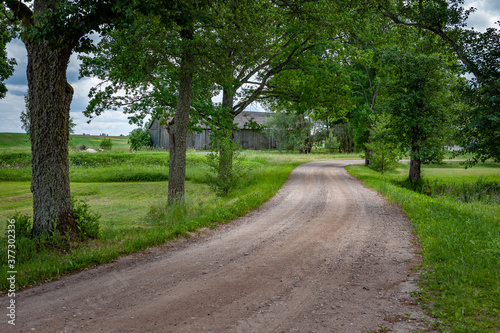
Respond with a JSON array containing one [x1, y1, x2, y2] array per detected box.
[[72, 199, 101, 239], [367, 326, 392, 333], [396, 176, 500, 204]]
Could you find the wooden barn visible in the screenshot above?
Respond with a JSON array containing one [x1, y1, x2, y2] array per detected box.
[[149, 111, 276, 150]]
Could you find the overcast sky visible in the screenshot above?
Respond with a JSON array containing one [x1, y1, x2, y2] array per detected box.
[[0, 0, 498, 135]]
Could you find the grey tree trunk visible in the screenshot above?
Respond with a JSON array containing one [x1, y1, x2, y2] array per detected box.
[[26, 40, 77, 235], [218, 89, 235, 174], [167, 27, 194, 205], [409, 145, 421, 182]]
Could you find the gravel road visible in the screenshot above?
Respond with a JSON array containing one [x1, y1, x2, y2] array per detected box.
[[1, 160, 436, 332]]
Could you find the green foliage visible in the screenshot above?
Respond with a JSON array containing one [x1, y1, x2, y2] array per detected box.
[[99, 138, 113, 150], [266, 112, 312, 153], [20, 93, 76, 139], [128, 127, 152, 150], [364, 116, 400, 174], [379, 38, 459, 182], [72, 199, 101, 239], [5, 213, 32, 240], [329, 123, 355, 153], [398, 176, 500, 205], [0, 6, 16, 99], [206, 133, 248, 197], [381, 0, 500, 164], [325, 132, 340, 154]]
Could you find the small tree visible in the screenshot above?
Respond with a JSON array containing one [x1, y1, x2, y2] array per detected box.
[[364, 115, 400, 174], [128, 127, 152, 151], [325, 131, 340, 154], [206, 131, 247, 197], [99, 138, 113, 151]]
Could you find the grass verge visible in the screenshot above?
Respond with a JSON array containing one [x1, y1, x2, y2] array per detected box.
[[346, 164, 500, 332]]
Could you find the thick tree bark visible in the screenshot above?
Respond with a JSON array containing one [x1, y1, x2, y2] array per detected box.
[[26, 40, 77, 235], [409, 143, 421, 182], [6, 0, 118, 236], [167, 27, 194, 205]]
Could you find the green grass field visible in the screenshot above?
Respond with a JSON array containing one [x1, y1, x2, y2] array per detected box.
[[0, 132, 131, 153]]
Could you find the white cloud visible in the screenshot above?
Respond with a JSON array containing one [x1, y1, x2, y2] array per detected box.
[[465, 0, 500, 31], [0, 92, 25, 133], [71, 110, 138, 136]]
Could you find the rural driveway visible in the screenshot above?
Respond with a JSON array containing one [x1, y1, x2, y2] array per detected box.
[[2, 160, 435, 332]]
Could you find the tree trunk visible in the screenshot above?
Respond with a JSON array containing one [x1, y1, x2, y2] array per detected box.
[[26, 40, 77, 235], [409, 146, 421, 182], [167, 27, 194, 205], [409, 124, 422, 182], [218, 89, 235, 175]]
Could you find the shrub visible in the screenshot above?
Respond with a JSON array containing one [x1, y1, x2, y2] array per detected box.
[[99, 138, 113, 150], [128, 127, 152, 150], [206, 133, 248, 197], [72, 199, 101, 239], [365, 116, 400, 174], [5, 212, 32, 239]]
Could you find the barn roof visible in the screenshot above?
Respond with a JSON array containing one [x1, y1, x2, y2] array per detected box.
[[233, 111, 269, 129]]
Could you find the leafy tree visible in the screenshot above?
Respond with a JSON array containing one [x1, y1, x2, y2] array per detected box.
[[205, 130, 247, 197], [333, 11, 400, 165], [364, 115, 399, 174], [128, 127, 152, 151], [81, 2, 215, 205], [99, 138, 112, 150], [1, 0, 134, 235], [196, 0, 326, 173], [325, 131, 340, 154], [266, 111, 312, 153], [260, 38, 355, 154], [381, 38, 459, 182], [376, 0, 500, 163]]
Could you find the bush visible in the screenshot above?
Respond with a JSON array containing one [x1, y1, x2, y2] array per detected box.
[[206, 133, 248, 197], [99, 138, 113, 150], [72, 199, 101, 239], [365, 116, 400, 174], [128, 127, 152, 150], [5, 213, 32, 239]]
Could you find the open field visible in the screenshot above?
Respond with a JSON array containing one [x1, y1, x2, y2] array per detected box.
[[0, 133, 131, 153]]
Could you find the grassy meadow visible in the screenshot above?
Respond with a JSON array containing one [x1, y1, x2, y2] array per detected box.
[[1, 132, 500, 331]]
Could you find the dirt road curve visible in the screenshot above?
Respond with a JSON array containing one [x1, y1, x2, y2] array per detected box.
[[2, 160, 436, 333]]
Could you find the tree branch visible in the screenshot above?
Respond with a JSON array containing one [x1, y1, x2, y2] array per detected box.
[[4, 0, 33, 27]]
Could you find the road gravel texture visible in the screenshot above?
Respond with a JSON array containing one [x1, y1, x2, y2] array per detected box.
[[1, 160, 436, 332]]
